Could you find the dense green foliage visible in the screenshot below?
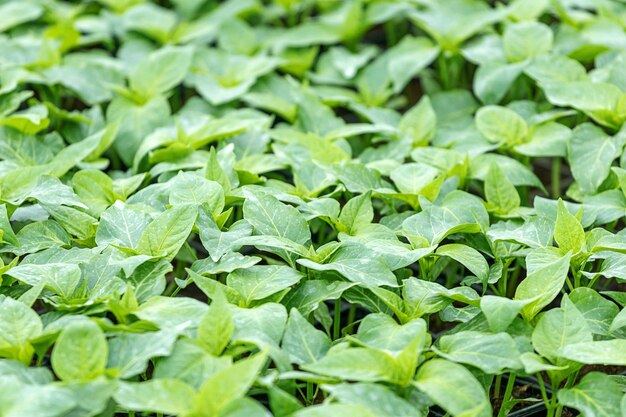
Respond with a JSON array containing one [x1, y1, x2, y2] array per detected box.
[[1, 0, 626, 416]]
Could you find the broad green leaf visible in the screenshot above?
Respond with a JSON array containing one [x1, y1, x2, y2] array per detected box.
[[114, 379, 195, 415], [398, 96, 436, 146], [51, 320, 108, 382], [409, 0, 504, 51], [130, 46, 193, 98], [243, 190, 311, 246], [475, 105, 528, 146], [434, 331, 522, 374], [298, 255, 398, 287], [0, 2, 43, 33], [558, 372, 623, 417], [282, 308, 331, 365], [514, 251, 572, 320], [154, 339, 231, 390], [570, 288, 619, 336], [0, 297, 42, 364], [503, 22, 553, 62], [484, 163, 520, 215], [191, 352, 267, 417], [302, 347, 400, 383], [354, 314, 427, 356], [322, 383, 422, 417], [480, 296, 530, 332], [169, 172, 224, 214], [137, 204, 198, 261], [568, 123, 622, 195], [107, 330, 178, 378], [561, 339, 626, 365], [436, 244, 489, 283], [72, 170, 115, 216], [413, 359, 491, 417], [554, 199, 586, 253], [531, 295, 592, 368], [338, 191, 373, 235], [107, 95, 170, 166], [227, 265, 303, 306], [96, 201, 152, 249], [543, 82, 624, 129], [197, 292, 233, 356], [474, 61, 526, 104]]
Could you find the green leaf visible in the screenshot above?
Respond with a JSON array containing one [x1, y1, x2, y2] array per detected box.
[[322, 383, 422, 417], [398, 96, 436, 146], [434, 331, 522, 374], [531, 295, 593, 368], [338, 191, 373, 235], [243, 190, 311, 246], [570, 288, 619, 336], [107, 330, 178, 378], [96, 201, 152, 249], [0, 297, 42, 364], [197, 291, 233, 356], [543, 82, 624, 129], [480, 295, 530, 332], [514, 251, 572, 320], [154, 338, 231, 390], [554, 199, 586, 253], [51, 320, 108, 382], [503, 22, 553, 62], [107, 95, 170, 166], [191, 352, 268, 417], [484, 163, 520, 215], [169, 172, 224, 214], [130, 46, 193, 98], [137, 204, 198, 261], [282, 308, 331, 365], [227, 265, 303, 306], [0, 2, 43, 33], [568, 123, 622, 195], [72, 170, 115, 216], [560, 339, 626, 365], [413, 359, 491, 417], [297, 254, 398, 287], [558, 372, 623, 417], [302, 347, 400, 383], [436, 244, 489, 283], [114, 379, 195, 415], [475, 105, 528, 146]]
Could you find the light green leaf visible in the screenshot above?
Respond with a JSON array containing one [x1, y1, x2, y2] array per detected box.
[[114, 379, 196, 415], [561, 339, 626, 365], [514, 251, 572, 320], [436, 244, 489, 283], [558, 372, 623, 417], [554, 199, 586, 253], [568, 123, 622, 195], [531, 295, 592, 367], [130, 46, 193, 98], [484, 163, 520, 215], [413, 359, 491, 417], [434, 331, 522, 374], [338, 191, 373, 235], [475, 105, 528, 146], [51, 320, 108, 382], [137, 204, 198, 261], [197, 292, 233, 356], [191, 352, 267, 417], [282, 308, 331, 365], [227, 265, 303, 306], [503, 21, 553, 62]]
